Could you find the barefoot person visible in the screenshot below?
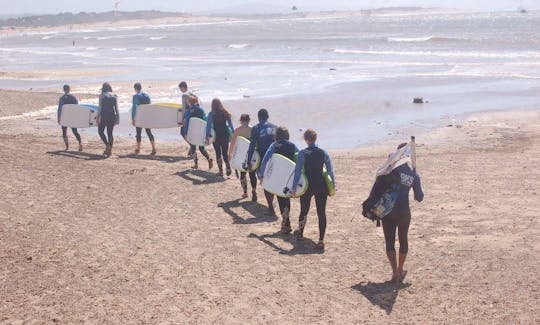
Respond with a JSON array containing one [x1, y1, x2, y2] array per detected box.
[[131, 82, 155, 155], [367, 142, 424, 282], [97, 82, 119, 157], [57, 84, 82, 151], [179, 81, 196, 154], [291, 129, 336, 250], [229, 114, 258, 200], [259, 126, 299, 233], [206, 98, 234, 176], [182, 96, 213, 170], [246, 109, 277, 212]]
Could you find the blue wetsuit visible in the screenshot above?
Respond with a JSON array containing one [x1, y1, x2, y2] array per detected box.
[[292, 143, 336, 241], [246, 120, 277, 168], [369, 163, 424, 254], [131, 92, 154, 142], [185, 104, 210, 163]]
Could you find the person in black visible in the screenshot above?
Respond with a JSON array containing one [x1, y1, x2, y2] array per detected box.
[[185, 96, 213, 170], [205, 98, 234, 176], [291, 129, 336, 250], [259, 126, 299, 233], [57, 84, 82, 151], [368, 143, 424, 282], [97, 82, 119, 157]]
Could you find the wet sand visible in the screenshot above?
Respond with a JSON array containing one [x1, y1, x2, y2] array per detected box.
[[0, 89, 539, 323]]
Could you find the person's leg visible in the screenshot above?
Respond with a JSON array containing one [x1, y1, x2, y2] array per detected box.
[[146, 128, 156, 155], [397, 210, 411, 279], [71, 128, 82, 151], [240, 172, 248, 197], [294, 191, 313, 238], [61, 126, 69, 150], [106, 123, 114, 155], [382, 217, 399, 281], [249, 171, 258, 201], [191, 145, 198, 169], [98, 124, 108, 146], [135, 127, 142, 154], [277, 197, 291, 232], [198, 146, 213, 169], [213, 142, 223, 175], [314, 192, 328, 244], [264, 190, 275, 215], [223, 142, 232, 176]]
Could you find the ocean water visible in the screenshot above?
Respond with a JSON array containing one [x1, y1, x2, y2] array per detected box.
[[0, 10, 539, 148]]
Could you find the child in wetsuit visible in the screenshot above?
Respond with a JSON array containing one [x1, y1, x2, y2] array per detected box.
[[229, 114, 258, 200], [182, 96, 213, 170], [57, 84, 82, 151], [291, 129, 336, 249], [131, 82, 156, 155], [206, 98, 234, 176]]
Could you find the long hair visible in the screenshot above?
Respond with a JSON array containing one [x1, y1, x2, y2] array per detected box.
[[101, 82, 112, 93], [211, 98, 231, 119]]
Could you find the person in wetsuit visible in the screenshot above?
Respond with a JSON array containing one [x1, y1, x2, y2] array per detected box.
[[246, 109, 277, 214], [259, 126, 299, 233], [97, 82, 119, 157], [57, 84, 82, 151], [368, 142, 424, 282], [205, 98, 234, 176], [131, 82, 155, 155], [182, 96, 213, 170], [291, 129, 336, 250], [229, 114, 258, 200]]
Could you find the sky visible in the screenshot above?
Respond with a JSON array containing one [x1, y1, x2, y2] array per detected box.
[[0, 0, 538, 16]]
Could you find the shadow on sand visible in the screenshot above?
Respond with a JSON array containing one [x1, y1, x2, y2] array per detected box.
[[351, 281, 411, 314], [47, 150, 106, 161], [118, 153, 190, 163], [218, 198, 277, 224], [248, 231, 324, 255], [175, 169, 225, 185]]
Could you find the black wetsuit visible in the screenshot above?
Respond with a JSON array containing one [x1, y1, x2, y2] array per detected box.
[[271, 140, 298, 226], [369, 164, 424, 254], [187, 105, 210, 162], [98, 92, 118, 147], [58, 94, 81, 143]]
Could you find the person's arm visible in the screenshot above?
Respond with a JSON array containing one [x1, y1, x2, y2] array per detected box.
[[291, 150, 305, 195], [227, 118, 234, 133], [324, 149, 336, 188], [246, 125, 258, 164], [57, 97, 64, 123], [114, 96, 119, 125], [205, 112, 214, 140], [131, 94, 139, 122], [258, 143, 275, 179], [74, 95, 78, 105], [228, 129, 239, 158], [413, 173, 424, 202]]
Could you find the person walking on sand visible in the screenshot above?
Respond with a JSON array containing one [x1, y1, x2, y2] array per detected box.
[[97, 82, 119, 157], [205, 98, 234, 177], [131, 82, 155, 155], [246, 109, 277, 212], [57, 84, 82, 151], [182, 96, 213, 170], [259, 126, 299, 234], [291, 129, 336, 250], [229, 114, 258, 200], [179, 81, 196, 151], [366, 142, 424, 282]]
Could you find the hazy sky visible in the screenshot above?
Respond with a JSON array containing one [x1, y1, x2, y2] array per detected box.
[[0, 0, 537, 15]]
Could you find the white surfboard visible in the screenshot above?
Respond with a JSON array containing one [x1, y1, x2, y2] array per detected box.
[[262, 153, 308, 198], [59, 104, 99, 128], [186, 117, 215, 146], [133, 102, 183, 129], [230, 136, 261, 172]]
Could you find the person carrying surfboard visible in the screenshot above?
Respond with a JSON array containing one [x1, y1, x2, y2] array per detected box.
[[57, 84, 82, 151], [291, 129, 336, 250], [365, 141, 424, 283], [179, 81, 196, 156], [229, 114, 258, 200], [205, 98, 234, 177], [247, 109, 277, 213], [259, 126, 299, 234], [97, 82, 119, 157], [183, 96, 213, 170], [131, 82, 156, 155]]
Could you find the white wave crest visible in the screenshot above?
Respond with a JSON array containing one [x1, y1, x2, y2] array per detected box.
[[228, 43, 253, 49]]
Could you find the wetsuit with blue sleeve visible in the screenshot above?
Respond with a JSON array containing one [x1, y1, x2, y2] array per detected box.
[[246, 120, 277, 169], [370, 163, 423, 254], [186, 104, 211, 163], [132, 92, 154, 143], [57, 94, 81, 144], [292, 143, 336, 242], [206, 111, 234, 174]]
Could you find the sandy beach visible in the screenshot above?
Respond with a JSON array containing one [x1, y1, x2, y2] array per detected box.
[[0, 88, 539, 324]]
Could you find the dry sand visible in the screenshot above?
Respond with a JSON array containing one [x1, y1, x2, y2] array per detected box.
[[0, 89, 539, 324]]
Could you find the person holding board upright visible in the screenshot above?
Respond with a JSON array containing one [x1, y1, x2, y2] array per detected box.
[[57, 84, 82, 151], [131, 82, 155, 155]]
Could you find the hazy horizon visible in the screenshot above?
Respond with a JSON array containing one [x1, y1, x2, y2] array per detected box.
[[0, 0, 538, 16]]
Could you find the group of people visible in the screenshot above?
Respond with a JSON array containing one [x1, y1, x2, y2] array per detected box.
[[57, 81, 424, 282]]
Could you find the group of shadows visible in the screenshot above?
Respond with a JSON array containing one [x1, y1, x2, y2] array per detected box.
[[47, 149, 411, 314]]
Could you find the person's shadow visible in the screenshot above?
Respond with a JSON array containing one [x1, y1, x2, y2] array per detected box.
[[118, 153, 190, 163], [218, 198, 277, 224], [47, 150, 106, 161], [175, 169, 225, 185], [247, 232, 324, 255], [351, 281, 411, 314]]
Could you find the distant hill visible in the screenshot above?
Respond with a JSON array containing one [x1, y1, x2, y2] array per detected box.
[[0, 10, 190, 28]]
